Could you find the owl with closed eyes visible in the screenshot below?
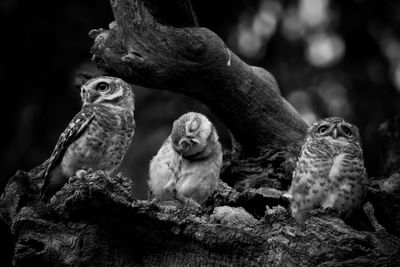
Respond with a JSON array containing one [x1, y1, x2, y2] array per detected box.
[[148, 112, 222, 205], [286, 117, 367, 223], [40, 76, 135, 202]]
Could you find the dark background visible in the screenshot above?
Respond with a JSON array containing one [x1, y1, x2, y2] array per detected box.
[[1, 0, 399, 199]]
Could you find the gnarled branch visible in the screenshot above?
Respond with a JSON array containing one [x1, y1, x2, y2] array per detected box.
[[90, 0, 307, 160]]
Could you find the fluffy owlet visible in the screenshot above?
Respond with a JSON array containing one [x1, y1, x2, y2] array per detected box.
[[286, 117, 367, 223], [40, 76, 135, 202], [148, 112, 222, 204]]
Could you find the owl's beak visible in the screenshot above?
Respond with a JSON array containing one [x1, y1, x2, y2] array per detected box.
[[178, 138, 191, 153], [178, 137, 199, 153], [80, 86, 87, 101], [81, 86, 100, 103], [191, 138, 200, 144], [332, 128, 338, 139], [81, 86, 96, 102]]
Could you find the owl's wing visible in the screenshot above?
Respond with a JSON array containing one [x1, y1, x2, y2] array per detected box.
[[40, 105, 95, 197]]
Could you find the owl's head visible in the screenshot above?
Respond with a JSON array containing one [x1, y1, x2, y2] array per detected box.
[[171, 112, 220, 159], [80, 76, 134, 108], [307, 117, 360, 143]]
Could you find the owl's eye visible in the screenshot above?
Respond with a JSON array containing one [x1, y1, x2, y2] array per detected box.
[[189, 119, 200, 131], [317, 125, 329, 134], [96, 82, 109, 92], [342, 125, 352, 136]]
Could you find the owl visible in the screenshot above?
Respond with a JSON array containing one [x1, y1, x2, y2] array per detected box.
[[148, 112, 222, 204], [40, 76, 135, 202], [286, 117, 367, 223]]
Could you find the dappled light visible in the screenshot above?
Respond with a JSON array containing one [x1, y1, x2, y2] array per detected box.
[[230, 0, 281, 59], [287, 90, 318, 125], [306, 33, 345, 67], [316, 80, 352, 117]]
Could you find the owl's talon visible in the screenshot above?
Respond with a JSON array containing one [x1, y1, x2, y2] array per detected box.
[[77, 170, 87, 178], [311, 207, 336, 218], [68, 176, 78, 184], [175, 194, 201, 210], [164, 180, 176, 196], [363, 202, 386, 233], [68, 169, 87, 184], [148, 197, 160, 205], [282, 193, 293, 201]]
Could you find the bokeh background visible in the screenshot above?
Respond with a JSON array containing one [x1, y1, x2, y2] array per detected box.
[[1, 0, 400, 199]]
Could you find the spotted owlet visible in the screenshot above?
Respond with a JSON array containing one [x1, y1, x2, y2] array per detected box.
[[148, 112, 223, 205], [286, 117, 367, 223], [40, 76, 135, 202]]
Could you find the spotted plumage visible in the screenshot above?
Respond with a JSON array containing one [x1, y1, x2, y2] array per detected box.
[[148, 112, 222, 204], [286, 117, 367, 223], [40, 76, 135, 202]]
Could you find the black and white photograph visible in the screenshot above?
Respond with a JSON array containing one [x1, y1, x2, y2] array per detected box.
[[1, 0, 400, 266]]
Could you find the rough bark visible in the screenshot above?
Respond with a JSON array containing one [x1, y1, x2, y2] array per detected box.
[[368, 115, 400, 237], [379, 114, 400, 175], [1, 166, 400, 266]]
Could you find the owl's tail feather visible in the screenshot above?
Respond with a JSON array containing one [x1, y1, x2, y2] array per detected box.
[[39, 166, 67, 203], [284, 191, 307, 223], [29, 159, 51, 182]]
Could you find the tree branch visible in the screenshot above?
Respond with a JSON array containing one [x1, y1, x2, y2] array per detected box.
[[90, 0, 307, 159]]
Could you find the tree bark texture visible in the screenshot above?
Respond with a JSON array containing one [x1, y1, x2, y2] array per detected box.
[[1, 0, 400, 266], [379, 114, 400, 176], [0, 162, 400, 266]]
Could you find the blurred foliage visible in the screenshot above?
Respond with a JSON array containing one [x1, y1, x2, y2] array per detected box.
[[1, 0, 399, 198]]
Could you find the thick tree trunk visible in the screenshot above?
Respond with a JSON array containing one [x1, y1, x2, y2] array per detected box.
[[1, 0, 400, 266]]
